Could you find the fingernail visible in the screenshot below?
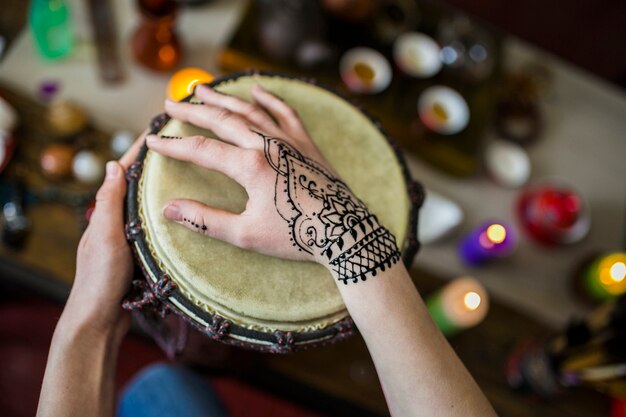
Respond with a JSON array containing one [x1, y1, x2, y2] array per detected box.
[[105, 161, 119, 179], [253, 84, 266, 93], [164, 98, 176, 106], [146, 134, 158, 145], [163, 204, 180, 220]]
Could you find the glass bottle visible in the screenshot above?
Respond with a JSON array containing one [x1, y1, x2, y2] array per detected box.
[[29, 0, 74, 60], [131, 0, 182, 72]]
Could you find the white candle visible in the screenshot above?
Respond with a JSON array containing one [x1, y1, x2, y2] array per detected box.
[[393, 32, 442, 78], [418, 86, 469, 135], [340, 47, 392, 94]]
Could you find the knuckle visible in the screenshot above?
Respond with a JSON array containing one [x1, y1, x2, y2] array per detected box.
[[245, 151, 267, 172], [215, 108, 233, 122], [189, 136, 208, 153]]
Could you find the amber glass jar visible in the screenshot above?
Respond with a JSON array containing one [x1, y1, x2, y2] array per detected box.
[[131, 0, 182, 72]]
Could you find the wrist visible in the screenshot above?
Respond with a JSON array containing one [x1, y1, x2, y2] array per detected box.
[[58, 299, 129, 349], [318, 215, 401, 286]]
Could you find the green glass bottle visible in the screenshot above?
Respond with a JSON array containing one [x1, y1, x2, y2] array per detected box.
[[29, 0, 74, 60]]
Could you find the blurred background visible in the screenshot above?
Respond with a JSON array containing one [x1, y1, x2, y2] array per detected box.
[[1, 0, 625, 416]]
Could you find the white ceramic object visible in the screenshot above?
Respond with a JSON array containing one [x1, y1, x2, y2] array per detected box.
[[485, 140, 531, 188], [418, 85, 469, 135], [72, 150, 104, 184], [111, 130, 135, 157], [339, 47, 392, 94], [418, 189, 464, 244], [393, 32, 442, 78]]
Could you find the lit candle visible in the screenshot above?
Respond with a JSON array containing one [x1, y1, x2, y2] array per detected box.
[[459, 221, 516, 266], [418, 85, 469, 135], [583, 252, 626, 302], [339, 47, 392, 94], [167, 67, 214, 101], [426, 277, 489, 336]]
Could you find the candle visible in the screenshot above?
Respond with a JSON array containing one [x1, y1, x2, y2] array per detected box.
[[426, 277, 489, 336], [418, 86, 469, 135], [167, 67, 214, 101], [339, 47, 392, 94], [459, 221, 516, 266], [583, 252, 626, 302], [393, 32, 442, 78]]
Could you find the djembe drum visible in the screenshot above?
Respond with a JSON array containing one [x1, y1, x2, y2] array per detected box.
[[124, 72, 422, 354]]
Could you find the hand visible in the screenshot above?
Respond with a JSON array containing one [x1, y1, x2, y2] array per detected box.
[[148, 84, 401, 285], [62, 134, 146, 336]]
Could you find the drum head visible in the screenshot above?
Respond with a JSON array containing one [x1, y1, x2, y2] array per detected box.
[[127, 72, 420, 351]]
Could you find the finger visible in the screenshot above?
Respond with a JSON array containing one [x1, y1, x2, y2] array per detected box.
[[162, 199, 245, 246], [119, 129, 149, 170], [164, 99, 259, 148], [146, 134, 258, 185], [250, 85, 309, 141], [194, 84, 281, 135], [90, 161, 127, 241]]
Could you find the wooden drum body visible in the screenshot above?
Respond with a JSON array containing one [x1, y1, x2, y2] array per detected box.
[[125, 72, 422, 353]]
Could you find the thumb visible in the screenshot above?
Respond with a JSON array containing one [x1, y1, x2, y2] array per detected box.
[[90, 161, 127, 239]]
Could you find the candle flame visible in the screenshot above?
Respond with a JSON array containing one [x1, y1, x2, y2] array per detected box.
[[463, 292, 481, 311], [486, 224, 506, 244], [610, 262, 626, 283]]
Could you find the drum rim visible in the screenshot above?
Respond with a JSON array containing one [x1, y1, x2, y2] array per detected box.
[[125, 70, 423, 353]]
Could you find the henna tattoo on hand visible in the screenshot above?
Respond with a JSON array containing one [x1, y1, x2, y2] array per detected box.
[[256, 132, 401, 285]]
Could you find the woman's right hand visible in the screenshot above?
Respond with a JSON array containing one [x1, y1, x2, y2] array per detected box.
[[147, 84, 400, 285]]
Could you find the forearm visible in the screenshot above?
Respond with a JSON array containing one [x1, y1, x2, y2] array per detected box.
[[37, 309, 124, 417], [337, 264, 496, 417]]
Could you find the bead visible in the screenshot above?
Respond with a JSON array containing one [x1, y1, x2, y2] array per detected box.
[[72, 150, 104, 184], [40, 143, 74, 178]]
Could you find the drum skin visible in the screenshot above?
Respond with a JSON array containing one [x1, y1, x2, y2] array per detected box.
[[125, 71, 423, 353]]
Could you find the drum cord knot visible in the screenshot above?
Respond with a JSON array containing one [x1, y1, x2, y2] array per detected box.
[[204, 315, 230, 340], [125, 161, 143, 182], [271, 331, 295, 354], [122, 274, 176, 318]]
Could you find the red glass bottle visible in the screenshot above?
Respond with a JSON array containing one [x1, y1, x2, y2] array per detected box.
[[131, 0, 182, 72]]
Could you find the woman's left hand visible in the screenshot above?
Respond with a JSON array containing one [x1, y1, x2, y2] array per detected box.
[[61, 133, 145, 337]]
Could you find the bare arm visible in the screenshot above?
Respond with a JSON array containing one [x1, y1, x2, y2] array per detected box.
[[148, 84, 497, 416], [36, 136, 145, 417]]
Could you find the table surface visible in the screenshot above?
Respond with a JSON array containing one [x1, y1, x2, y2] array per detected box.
[[0, 0, 621, 415]]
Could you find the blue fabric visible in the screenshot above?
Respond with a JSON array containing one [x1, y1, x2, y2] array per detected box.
[[118, 363, 229, 417]]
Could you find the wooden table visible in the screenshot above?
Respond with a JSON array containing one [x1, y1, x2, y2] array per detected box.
[[0, 1, 615, 416]]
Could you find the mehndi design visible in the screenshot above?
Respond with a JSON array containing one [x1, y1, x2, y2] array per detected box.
[[257, 132, 401, 284]]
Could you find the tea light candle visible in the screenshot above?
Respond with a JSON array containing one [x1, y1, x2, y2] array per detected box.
[[583, 252, 626, 301], [339, 47, 392, 94], [459, 221, 516, 266], [167, 67, 214, 101], [393, 32, 442, 78], [426, 277, 489, 336], [418, 86, 469, 135]]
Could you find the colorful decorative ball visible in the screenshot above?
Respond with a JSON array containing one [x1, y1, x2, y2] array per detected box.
[[40, 143, 75, 178], [517, 182, 590, 245], [72, 150, 104, 184]]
